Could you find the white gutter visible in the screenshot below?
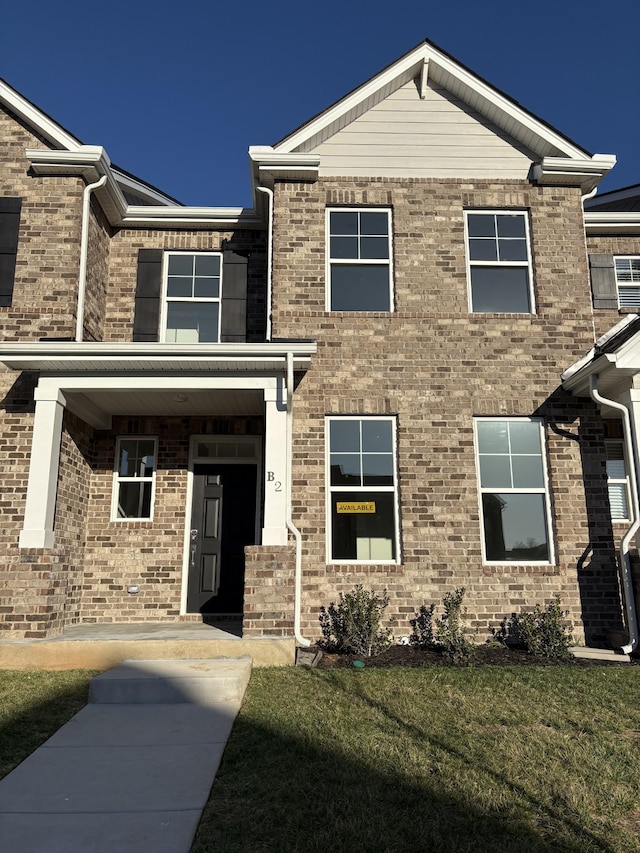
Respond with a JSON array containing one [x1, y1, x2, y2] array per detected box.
[[76, 174, 107, 341], [286, 350, 310, 647], [590, 375, 639, 653], [256, 186, 274, 340]]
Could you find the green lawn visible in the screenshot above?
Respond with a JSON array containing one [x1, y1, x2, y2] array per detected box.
[[192, 666, 640, 853], [0, 670, 95, 779]]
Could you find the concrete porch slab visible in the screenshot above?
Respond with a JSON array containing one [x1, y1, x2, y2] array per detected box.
[[0, 622, 296, 669]]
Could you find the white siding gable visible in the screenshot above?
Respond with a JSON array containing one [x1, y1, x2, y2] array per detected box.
[[308, 79, 537, 180]]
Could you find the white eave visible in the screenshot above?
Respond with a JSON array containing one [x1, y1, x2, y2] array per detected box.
[[0, 341, 317, 374], [562, 315, 640, 396], [249, 147, 321, 188], [584, 211, 640, 235], [531, 155, 616, 195]]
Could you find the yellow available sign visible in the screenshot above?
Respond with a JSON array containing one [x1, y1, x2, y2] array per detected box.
[[336, 501, 376, 514]]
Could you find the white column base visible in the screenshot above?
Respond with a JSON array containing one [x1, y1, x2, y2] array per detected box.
[[19, 529, 56, 549], [261, 526, 289, 546]]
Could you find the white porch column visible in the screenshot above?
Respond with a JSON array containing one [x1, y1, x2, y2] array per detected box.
[[19, 386, 66, 549], [262, 381, 288, 545]]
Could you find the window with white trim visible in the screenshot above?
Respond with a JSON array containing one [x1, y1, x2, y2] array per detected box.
[[327, 417, 399, 562], [326, 209, 393, 311], [112, 437, 157, 520], [474, 418, 553, 563], [465, 211, 534, 313], [604, 424, 631, 521], [615, 257, 640, 309], [163, 252, 221, 342]]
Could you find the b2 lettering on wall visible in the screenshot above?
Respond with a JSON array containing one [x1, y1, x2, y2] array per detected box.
[[267, 471, 282, 492]]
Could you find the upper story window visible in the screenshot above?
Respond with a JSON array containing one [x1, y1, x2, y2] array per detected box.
[[112, 437, 157, 521], [326, 416, 399, 563], [474, 418, 553, 564], [614, 257, 640, 308], [326, 209, 393, 311], [465, 211, 534, 313], [162, 252, 222, 343]]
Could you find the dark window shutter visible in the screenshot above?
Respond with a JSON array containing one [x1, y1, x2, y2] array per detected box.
[[220, 249, 248, 343], [133, 249, 162, 341], [0, 198, 22, 308], [589, 253, 618, 310]]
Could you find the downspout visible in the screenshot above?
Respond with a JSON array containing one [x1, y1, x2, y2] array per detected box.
[[256, 186, 273, 341], [581, 186, 599, 346], [76, 174, 107, 342], [589, 375, 639, 653], [286, 350, 310, 647]]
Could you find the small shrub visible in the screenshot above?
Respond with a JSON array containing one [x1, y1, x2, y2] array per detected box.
[[505, 597, 573, 659], [409, 603, 436, 649], [434, 587, 474, 664], [318, 585, 392, 657]]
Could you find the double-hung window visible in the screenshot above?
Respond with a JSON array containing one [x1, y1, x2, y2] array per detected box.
[[327, 417, 399, 562], [465, 211, 534, 313], [614, 257, 640, 309], [605, 431, 631, 521], [326, 209, 393, 311], [112, 437, 157, 520], [163, 252, 221, 342], [474, 418, 553, 563]]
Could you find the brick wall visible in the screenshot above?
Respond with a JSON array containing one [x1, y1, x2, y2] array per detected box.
[[270, 177, 624, 645], [243, 545, 296, 637]]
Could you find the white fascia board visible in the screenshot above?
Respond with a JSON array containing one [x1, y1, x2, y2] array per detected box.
[[111, 169, 181, 207], [0, 341, 317, 372], [532, 155, 617, 193], [584, 212, 640, 235], [120, 206, 263, 228], [249, 148, 321, 184], [274, 41, 590, 161], [0, 79, 82, 150], [562, 314, 640, 386], [561, 353, 617, 393]]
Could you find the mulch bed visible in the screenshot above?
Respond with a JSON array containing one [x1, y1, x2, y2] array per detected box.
[[312, 643, 637, 669]]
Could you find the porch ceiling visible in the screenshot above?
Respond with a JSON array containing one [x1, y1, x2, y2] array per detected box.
[[65, 388, 264, 419]]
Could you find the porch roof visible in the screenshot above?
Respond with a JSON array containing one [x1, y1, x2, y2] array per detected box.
[[0, 341, 317, 374], [562, 314, 640, 399]]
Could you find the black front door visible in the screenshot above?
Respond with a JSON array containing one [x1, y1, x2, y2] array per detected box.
[[187, 463, 257, 614]]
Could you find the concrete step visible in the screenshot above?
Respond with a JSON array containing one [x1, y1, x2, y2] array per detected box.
[[570, 646, 631, 663], [89, 657, 252, 704]]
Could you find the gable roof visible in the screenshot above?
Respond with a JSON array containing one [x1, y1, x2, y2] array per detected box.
[[256, 37, 615, 194]]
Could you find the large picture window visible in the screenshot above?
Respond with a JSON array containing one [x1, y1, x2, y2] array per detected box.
[[112, 437, 157, 520], [327, 417, 399, 562], [474, 418, 552, 563], [326, 209, 392, 311], [163, 252, 221, 342], [465, 211, 534, 313]]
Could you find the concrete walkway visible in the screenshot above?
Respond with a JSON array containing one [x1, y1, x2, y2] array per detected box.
[[0, 657, 252, 853]]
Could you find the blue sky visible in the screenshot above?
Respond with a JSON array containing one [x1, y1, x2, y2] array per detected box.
[[3, 0, 638, 207]]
